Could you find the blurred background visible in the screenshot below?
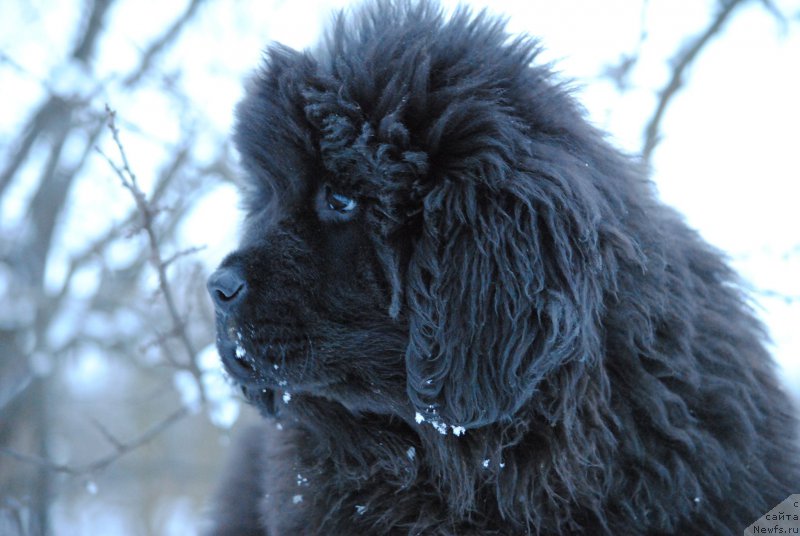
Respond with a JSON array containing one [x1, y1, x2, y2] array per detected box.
[[1, 0, 798, 534]]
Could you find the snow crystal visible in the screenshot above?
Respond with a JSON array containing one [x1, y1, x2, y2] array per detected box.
[[283, 392, 292, 404], [415, 411, 461, 436], [499, 461, 506, 469], [235, 345, 246, 358], [431, 420, 447, 435], [296, 474, 308, 486], [276, 422, 284, 430], [355, 505, 367, 515], [482, 459, 490, 468], [406, 447, 416, 460], [85, 480, 98, 495], [292, 495, 303, 504]]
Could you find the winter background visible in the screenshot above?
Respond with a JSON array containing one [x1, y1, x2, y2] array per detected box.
[[1, 0, 798, 534]]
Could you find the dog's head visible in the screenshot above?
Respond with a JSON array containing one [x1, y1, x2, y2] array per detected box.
[[208, 1, 627, 433]]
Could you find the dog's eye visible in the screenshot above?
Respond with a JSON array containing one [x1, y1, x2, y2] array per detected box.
[[316, 183, 359, 222], [325, 186, 357, 213]]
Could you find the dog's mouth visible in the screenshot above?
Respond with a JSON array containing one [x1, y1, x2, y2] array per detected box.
[[216, 333, 314, 417], [215, 334, 262, 384], [217, 334, 306, 385], [214, 317, 412, 421], [215, 319, 331, 399]]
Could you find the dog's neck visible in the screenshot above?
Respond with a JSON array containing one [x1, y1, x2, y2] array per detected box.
[[269, 364, 615, 532]]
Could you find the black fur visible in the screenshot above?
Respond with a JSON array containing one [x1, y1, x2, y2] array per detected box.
[[205, 1, 799, 534]]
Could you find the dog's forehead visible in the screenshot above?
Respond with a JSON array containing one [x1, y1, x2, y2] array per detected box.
[[302, 88, 431, 200], [296, 4, 557, 198], [235, 1, 574, 229]]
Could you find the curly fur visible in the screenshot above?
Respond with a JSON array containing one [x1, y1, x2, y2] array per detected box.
[[205, 1, 800, 534]]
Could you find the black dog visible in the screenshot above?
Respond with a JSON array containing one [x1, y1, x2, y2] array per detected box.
[[206, 1, 799, 533]]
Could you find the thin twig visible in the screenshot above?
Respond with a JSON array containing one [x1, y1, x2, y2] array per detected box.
[[97, 105, 205, 402], [759, 0, 789, 30], [87, 416, 125, 451], [642, 0, 746, 164], [163, 245, 208, 269], [0, 407, 188, 476], [756, 288, 800, 304], [123, 0, 207, 87]]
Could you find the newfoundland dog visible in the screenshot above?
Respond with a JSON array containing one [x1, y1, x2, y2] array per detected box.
[[205, 1, 799, 534]]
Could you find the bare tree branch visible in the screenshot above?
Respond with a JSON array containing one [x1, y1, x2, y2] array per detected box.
[[163, 245, 208, 269], [756, 288, 800, 304], [123, 0, 207, 87], [0, 0, 116, 199], [600, 0, 650, 92], [72, 0, 116, 63], [0, 407, 188, 476], [0, 98, 70, 201], [642, 0, 747, 164], [87, 416, 126, 451], [97, 105, 205, 401], [759, 0, 789, 31]]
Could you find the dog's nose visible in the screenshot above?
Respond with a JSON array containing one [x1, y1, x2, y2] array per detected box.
[[207, 267, 247, 312]]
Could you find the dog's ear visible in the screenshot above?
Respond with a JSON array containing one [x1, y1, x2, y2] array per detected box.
[[405, 170, 611, 429]]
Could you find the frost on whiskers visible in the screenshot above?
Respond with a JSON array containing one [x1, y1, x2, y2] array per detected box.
[[414, 410, 466, 437]]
